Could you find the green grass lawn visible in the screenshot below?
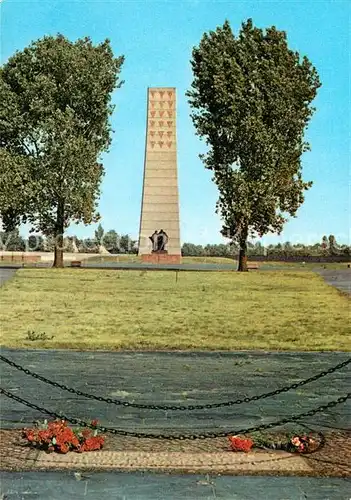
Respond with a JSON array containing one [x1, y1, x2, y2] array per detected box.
[[1, 269, 349, 351], [183, 256, 236, 264], [83, 254, 141, 263], [257, 261, 350, 270], [82, 254, 349, 268], [82, 255, 237, 265], [0, 253, 348, 270]]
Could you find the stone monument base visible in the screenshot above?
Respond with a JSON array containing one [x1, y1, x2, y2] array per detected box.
[[141, 254, 181, 264]]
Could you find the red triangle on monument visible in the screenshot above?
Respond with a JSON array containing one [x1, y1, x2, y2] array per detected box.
[[151, 111, 156, 117], [150, 131, 155, 137], [167, 131, 172, 138], [158, 121, 164, 127], [159, 110, 165, 117], [167, 141, 172, 148]]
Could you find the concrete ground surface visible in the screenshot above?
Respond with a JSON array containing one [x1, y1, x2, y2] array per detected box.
[[1, 471, 350, 500], [1, 348, 350, 432], [317, 269, 351, 295]]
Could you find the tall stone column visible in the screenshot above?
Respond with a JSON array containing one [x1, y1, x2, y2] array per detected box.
[[138, 87, 181, 263]]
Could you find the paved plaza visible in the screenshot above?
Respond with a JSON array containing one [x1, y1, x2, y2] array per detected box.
[[1, 472, 350, 500]]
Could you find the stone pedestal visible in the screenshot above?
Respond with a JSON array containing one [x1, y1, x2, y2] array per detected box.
[[138, 87, 181, 264]]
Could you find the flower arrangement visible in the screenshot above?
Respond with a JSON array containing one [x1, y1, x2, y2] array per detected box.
[[22, 419, 105, 454], [228, 435, 254, 452], [290, 434, 316, 453], [228, 431, 318, 454]]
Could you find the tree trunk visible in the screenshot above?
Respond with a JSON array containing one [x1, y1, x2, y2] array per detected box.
[[237, 227, 248, 272], [53, 201, 64, 268]]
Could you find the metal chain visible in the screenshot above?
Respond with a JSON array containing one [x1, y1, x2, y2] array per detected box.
[[1, 387, 349, 440], [0, 354, 349, 411]]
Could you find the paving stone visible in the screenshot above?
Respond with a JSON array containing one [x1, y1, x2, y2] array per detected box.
[[1, 349, 350, 433], [317, 269, 351, 295], [0, 471, 350, 499], [33, 449, 313, 474]]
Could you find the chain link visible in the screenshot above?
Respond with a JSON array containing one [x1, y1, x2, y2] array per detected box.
[[0, 354, 349, 411], [1, 387, 349, 440]]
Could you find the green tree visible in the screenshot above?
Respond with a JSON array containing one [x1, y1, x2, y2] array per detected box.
[[119, 234, 137, 254], [0, 152, 31, 231], [187, 19, 321, 271], [63, 236, 77, 253], [321, 235, 328, 248], [341, 245, 350, 257], [328, 234, 338, 255], [27, 234, 45, 252], [283, 241, 293, 257], [0, 228, 26, 251], [103, 229, 119, 253], [80, 237, 98, 253], [204, 243, 233, 257], [94, 223, 105, 246], [253, 241, 265, 256], [0, 35, 124, 267], [181, 242, 205, 257], [321, 235, 329, 256]]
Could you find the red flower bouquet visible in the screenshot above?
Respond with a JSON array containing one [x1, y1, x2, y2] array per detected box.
[[22, 419, 105, 454], [228, 435, 254, 452]]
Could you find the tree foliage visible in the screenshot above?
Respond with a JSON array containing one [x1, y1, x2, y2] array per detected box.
[[0, 227, 348, 259], [0, 35, 124, 266], [328, 234, 337, 255], [187, 19, 321, 270], [0, 228, 26, 252], [94, 223, 105, 245]]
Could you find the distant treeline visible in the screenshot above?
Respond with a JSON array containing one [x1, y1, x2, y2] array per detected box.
[[181, 235, 350, 259], [0, 228, 349, 259], [0, 226, 138, 254]]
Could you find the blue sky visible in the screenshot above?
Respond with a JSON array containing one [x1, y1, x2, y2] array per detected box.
[[1, 0, 350, 245]]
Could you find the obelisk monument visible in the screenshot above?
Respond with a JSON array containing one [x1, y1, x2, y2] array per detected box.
[[138, 87, 181, 263]]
